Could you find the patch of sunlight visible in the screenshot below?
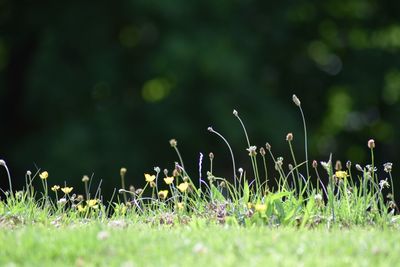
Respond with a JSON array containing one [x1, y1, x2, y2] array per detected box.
[[142, 78, 172, 103], [383, 69, 400, 104]]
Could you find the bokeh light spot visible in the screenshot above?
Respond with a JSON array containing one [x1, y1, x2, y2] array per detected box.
[[142, 78, 171, 103]]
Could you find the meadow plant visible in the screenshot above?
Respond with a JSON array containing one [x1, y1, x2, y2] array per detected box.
[[0, 95, 398, 228]]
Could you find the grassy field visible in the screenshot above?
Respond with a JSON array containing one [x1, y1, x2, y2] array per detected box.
[[0, 221, 399, 267], [1, 95, 398, 266]]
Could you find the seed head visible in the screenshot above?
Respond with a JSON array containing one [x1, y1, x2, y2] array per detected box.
[[0, 159, 5, 166], [286, 133, 293, 142], [207, 127, 213, 132], [355, 164, 363, 172], [384, 162, 393, 173], [26, 170, 32, 176], [335, 160, 342, 171], [346, 161, 352, 169], [312, 160, 318, 168], [209, 152, 214, 160], [154, 166, 160, 173], [82, 175, 90, 182], [169, 139, 177, 147], [265, 143, 271, 151], [120, 168, 127, 177], [163, 169, 169, 176], [368, 139, 375, 149], [246, 146, 257, 157], [292, 94, 301, 107], [233, 109, 238, 116], [259, 147, 266, 156]]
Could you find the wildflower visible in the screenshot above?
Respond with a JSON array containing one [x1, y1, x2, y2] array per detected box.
[[259, 147, 266, 156], [314, 194, 323, 202], [209, 152, 214, 160], [39, 171, 49, 180], [144, 173, 156, 182], [169, 139, 177, 147], [379, 179, 390, 190], [255, 204, 267, 213], [355, 164, 363, 172], [120, 168, 127, 176], [286, 133, 293, 142], [61, 186, 73, 194], [164, 176, 174, 185], [77, 204, 87, 213], [247, 202, 253, 209], [149, 181, 156, 188], [51, 185, 60, 192], [265, 143, 271, 151], [320, 161, 331, 172], [335, 171, 348, 179], [158, 190, 169, 199], [246, 146, 257, 157], [366, 165, 377, 173], [346, 161, 352, 169], [26, 170, 32, 176], [177, 182, 189, 192], [82, 175, 90, 182], [384, 162, 393, 173], [58, 198, 67, 205], [368, 139, 375, 149], [312, 160, 318, 168], [154, 166, 160, 173], [292, 94, 301, 106], [87, 199, 99, 208], [275, 157, 284, 170], [176, 202, 184, 210]]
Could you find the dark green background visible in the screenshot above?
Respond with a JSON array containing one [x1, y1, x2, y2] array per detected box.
[[1, 1, 400, 198]]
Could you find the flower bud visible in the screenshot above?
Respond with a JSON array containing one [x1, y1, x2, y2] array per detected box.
[[286, 133, 293, 142], [368, 139, 375, 149], [292, 94, 301, 106]]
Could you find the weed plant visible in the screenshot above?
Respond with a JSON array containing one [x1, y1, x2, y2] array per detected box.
[[0, 95, 398, 229]]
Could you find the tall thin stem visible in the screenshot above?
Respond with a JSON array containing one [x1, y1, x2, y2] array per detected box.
[[208, 127, 237, 190]]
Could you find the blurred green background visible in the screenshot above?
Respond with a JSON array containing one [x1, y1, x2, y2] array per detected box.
[[1, 1, 400, 198]]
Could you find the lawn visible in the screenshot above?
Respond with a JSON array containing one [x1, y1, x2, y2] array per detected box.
[[0, 221, 398, 267]]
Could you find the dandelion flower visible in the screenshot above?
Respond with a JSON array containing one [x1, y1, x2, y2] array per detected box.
[[176, 202, 184, 210], [177, 182, 189, 192], [335, 171, 348, 179], [39, 171, 49, 180], [87, 199, 98, 208], [255, 204, 267, 212], [61, 186, 73, 194], [144, 173, 156, 182], [51, 185, 60, 192], [164, 177, 174, 185], [77, 205, 87, 213], [158, 190, 169, 199]]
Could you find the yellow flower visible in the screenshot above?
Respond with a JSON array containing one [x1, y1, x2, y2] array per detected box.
[[177, 182, 189, 192], [255, 204, 267, 212], [51, 185, 60, 192], [87, 199, 98, 208], [144, 173, 156, 182], [158, 190, 169, 199], [247, 202, 253, 209], [164, 176, 174, 185], [335, 171, 348, 179], [61, 186, 73, 194], [77, 204, 87, 213], [39, 171, 49, 180], [176, 202, 184, 210]]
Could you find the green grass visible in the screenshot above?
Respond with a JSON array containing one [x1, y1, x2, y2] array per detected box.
[[0, 222, 399, 267], [0, 94, 399, 266]]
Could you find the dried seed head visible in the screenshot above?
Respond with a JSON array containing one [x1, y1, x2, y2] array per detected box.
[[172, 169, 180, 177], [335, 160, 342, 171], [265, 143, 271, 151], [163, 169, 169, 176], [259, 147, 266, 156], [246, 146, 257, 157], [292, 94, 301, 107], [346, 161, 352, 169], [154, 166, 160, 173], [368, 139, 375, 149], [312, 160, 318, 168], [207, 126, 213, 132], [384, 162, 393, 173], [355, 164, 363, 172], [0, 159, 6, 166], [209, 152, 214, 160], [286, 133, 293, 142], [82, 175, 90, 182], [233, 109, 238, 116], [120, 168, 127, 177], [26, 170, 32, 176], [238, 168, 244, 175], [169, 139, 177, 147]]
